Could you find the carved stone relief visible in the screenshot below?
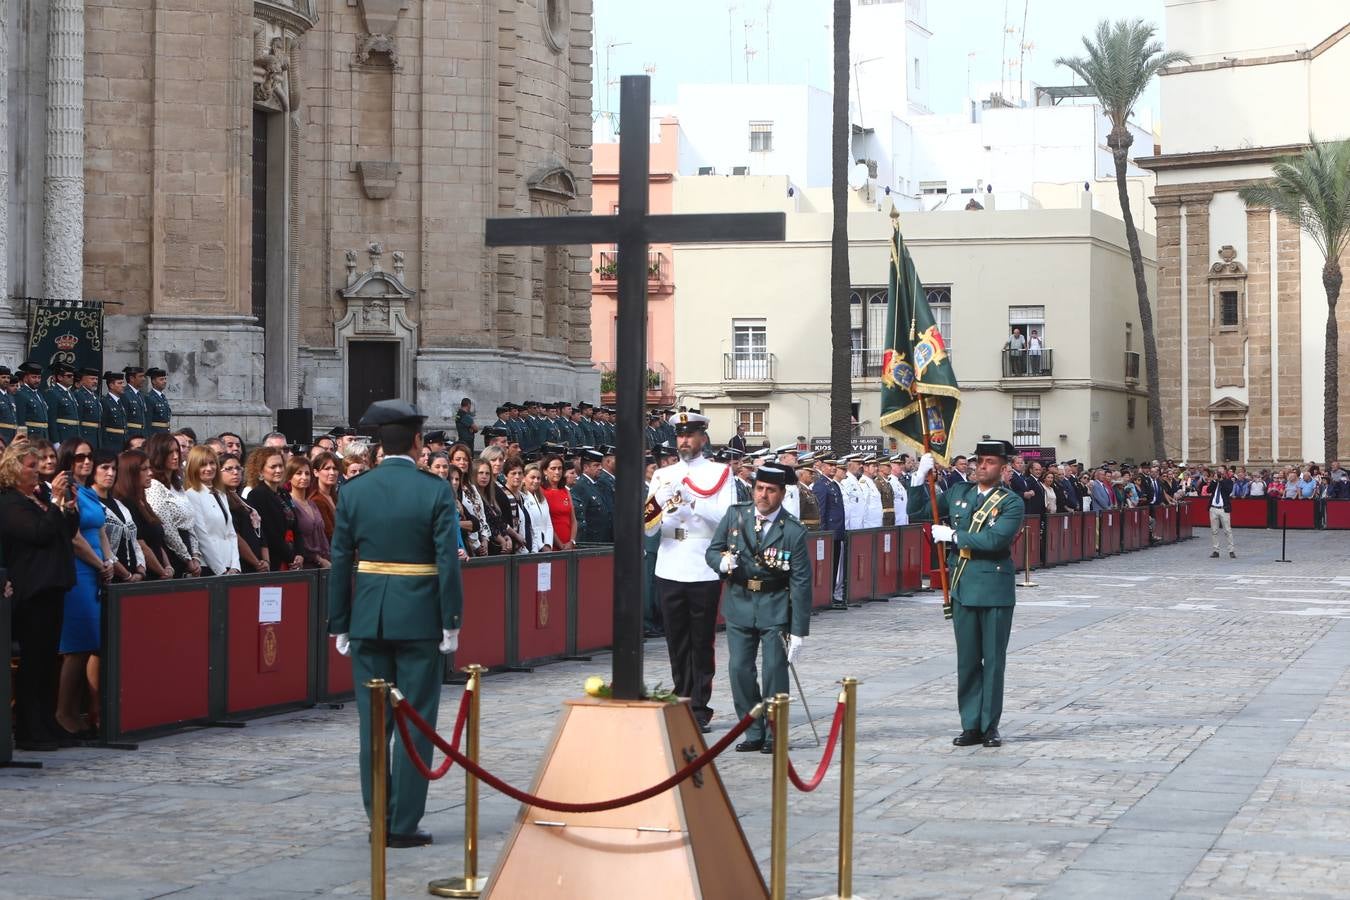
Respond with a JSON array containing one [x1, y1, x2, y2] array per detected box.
[[1208, 245, 1249, 389]]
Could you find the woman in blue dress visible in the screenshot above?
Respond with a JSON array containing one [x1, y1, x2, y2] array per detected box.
[[55, 440, 111, 738]]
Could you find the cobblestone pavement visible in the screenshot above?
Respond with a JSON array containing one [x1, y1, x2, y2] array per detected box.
[[4, 530, 1349, 899]]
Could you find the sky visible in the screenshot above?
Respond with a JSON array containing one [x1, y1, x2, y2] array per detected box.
[[592, 0, 1169, 123]]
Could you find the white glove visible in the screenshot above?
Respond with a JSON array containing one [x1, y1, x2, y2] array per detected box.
[[930, 524, 955, 543], [719, 553, 738, 574], [666, 501, 694, 524], [334, 633, 351, 657], [440, 629, 460, 654], [786, 634, 804, 666], [654, 482, 678, 507], [914, 453, 935, 484]]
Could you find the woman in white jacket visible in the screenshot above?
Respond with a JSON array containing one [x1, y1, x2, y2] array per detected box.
[[184, 446, 240, 576], [521, 463, 554, 553]]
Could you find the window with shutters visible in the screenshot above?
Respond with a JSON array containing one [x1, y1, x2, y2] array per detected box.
[[749, 121, 773, 152], [1012, 396, 1040, 447], [737, 408, 766, 438], [1220, 290, 1239, 327]]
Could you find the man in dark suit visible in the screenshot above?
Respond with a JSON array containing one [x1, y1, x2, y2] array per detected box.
[[1207, 466, 1236, 559], [728, 424, 748, 452], [811, 456, 847, 609], [329, 399, 463, 849], [942, 454, 969, 490]]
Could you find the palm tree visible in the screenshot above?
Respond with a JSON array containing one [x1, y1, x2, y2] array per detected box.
[[1057, 20, 1189, 460], [1239, 137, 1350, 462], [829, 0, 852, 454]]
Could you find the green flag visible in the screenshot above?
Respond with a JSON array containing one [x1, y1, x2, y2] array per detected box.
[[878, 219, 961, 464]]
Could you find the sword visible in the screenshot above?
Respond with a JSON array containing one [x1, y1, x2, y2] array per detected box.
[[781, 632, 820, 746]]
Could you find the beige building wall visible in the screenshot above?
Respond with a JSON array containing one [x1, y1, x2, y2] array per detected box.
[[672, 176, 1155, 466], [1141, 4, 1350, 463]]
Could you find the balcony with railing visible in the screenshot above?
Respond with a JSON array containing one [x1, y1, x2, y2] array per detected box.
[[1000, 348, 1054, 379], [593, 250, 671, 294], [1124, 350, 1140, 384], [596, 360, 674, 405], [851, 348, 883, 379], [723, 353, 775, 392]]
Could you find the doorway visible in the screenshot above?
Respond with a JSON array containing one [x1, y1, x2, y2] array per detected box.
[[347, 341, 399, 426]]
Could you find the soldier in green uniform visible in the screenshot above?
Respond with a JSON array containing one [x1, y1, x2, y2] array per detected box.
[[706, 462, 813, 753], [15, 362, 50, 442], [908, 439, 1024, 748], [120, 366, 149, 442], [0, 367, 18, 447], [45, 363, 81, 446], [329, 399, 464, 848], [571, 448, 612, 543], [74, 367, 103, 448], [100, 371, 130, 451], [144, 367, 172, 434], [454, 397, 477, 448]]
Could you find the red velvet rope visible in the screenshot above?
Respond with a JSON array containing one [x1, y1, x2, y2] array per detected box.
[[768, 700, 847, 793], [391, 687, 474, 781], [393, 698, 761, 814]]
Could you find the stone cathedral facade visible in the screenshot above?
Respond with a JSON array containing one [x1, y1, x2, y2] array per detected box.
[[3, 0, 597, 438]]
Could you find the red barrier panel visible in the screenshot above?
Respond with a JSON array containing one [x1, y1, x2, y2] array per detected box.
[[1230, 498, 1270, 528], [1276, 499, 1316, 529], [1066, 512, 1084, 561], [1186, 497, 1211, 528], [1152, 505, 1171, 544], [1325, 501, 1350, 530], [515, 556, 569, 665], [845, 530, 877, 603], [225, 577, 313, 717], [873, 528, 901, 598], [899, 526, 925, 593], [1175, 505, 1192, 541], [1081, 511, 1099, 558], [1045, 513, 1070, 566], [454, 558, 510, 670], [1122, 508, 1143, 551], [109, 587, 213, 737], [1100, 510, 1122, 556], [572, 552, 614, 655], [809, 534, 835, 609], [1012, 519, 1041, 570]]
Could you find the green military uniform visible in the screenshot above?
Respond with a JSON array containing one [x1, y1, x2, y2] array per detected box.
[[45, 375, 81, 446], [706, 491, 813, 746], [100, 389, 130, 451], [454, 405, 476, 447], [571, 469, 612, 543], [15, 379, 50, 441], [329, 401, 463, 840], [908, 446, 1024, 743], [797, 481, 821, 529], [874, 475, 895, 527], [120, 385, 148, 441], [74, 377, 103, 448], [0, 382, 17, 447], [144, 388, 172, 435]]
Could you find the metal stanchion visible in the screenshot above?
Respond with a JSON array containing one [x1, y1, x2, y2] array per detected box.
[[1019, 526, 1038, 588], [368, 679, 389, 900], [429, 664, 488, 898], [770, 692, 791, 900], [838, 678, 859, 899]]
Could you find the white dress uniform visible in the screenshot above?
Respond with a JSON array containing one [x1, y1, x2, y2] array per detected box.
[[889, 473, 909, 526], [645, 454, 737, 581], [841, 472, 866, 530], [782, 483, 800, 518], [861, 476, 883, 528]]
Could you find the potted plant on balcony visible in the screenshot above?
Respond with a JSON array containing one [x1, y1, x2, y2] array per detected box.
[[600, 370, 617, 394], [595, 259, 618, 279]]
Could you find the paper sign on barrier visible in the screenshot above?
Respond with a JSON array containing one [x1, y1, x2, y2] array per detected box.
[[259, 587, 282, 624], [884, 534, 892, 553], [816, 540, 825, 561], [537, 563, 552, 592]]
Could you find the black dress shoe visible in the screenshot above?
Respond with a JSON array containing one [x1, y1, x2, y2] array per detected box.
[[15, 738, 59, 752], [1210, 550, 1220, 558], [830, 600, 849, 611], [952, 729, 983, 747], [387, 829, 434, 848], [735, 739, 765, 753], [982, 728, 1002, 748], [698, 721, 713, 734], [760, 742, 773, 755]]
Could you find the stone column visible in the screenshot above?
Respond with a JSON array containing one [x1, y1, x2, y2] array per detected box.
[[42, 0, 84, 301], [0, 0, 9, 303]]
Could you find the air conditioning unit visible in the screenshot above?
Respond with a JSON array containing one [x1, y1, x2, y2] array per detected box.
[[698, 166, 716, 176], [732, 165, 750, 175]]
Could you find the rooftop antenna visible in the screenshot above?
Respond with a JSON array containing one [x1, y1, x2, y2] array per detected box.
[[1018, 0, 1032, 105], [765, 0, 772, 82], [727, 3, 737, 82], [604, 38, 631, 121], [744, 18, 758, 83]]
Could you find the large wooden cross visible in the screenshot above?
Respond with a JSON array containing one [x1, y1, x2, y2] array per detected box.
[[486, 76, 786, 700]]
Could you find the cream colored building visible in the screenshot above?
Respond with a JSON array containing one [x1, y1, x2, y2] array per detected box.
[[1137, 3, 1350, 464], [672, 176, 1156, 466]]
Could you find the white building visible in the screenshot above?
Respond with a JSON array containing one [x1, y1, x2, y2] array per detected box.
[[670, 176, 1156, 466], [1136, 2, 1350, 463]]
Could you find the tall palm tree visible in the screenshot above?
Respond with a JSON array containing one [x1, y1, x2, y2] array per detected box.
[[1239, 137, 1350, 462], [829, 0, 853, 454], [1057, 20, 1189, 460]]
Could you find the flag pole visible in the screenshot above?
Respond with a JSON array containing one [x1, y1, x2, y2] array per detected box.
[[917, 395, 953, 620]]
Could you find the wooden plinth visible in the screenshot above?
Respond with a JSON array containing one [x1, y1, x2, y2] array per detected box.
[[482, 697, 767, 900]]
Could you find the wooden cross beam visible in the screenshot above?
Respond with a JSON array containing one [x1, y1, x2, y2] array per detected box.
[[485, 76, 786, 700]]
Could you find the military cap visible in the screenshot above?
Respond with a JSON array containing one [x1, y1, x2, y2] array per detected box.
[[714, 447, 745, 463], [543, 401, 559, 410], [145, 366, 167, 379], [541, 442, 567, 456], [17, 361, 44, 376], [753, 462, 798, 486], [577, 401, 594, 411], [600, 445, 617, 456], [358, 399, 426, 430], [481, 426, 507, 439], [581, 448, 605, 463], [774, 443, 799, 455], [644, 453, 656, 466], [973, 439, 1017, 460], [423, 430, 448, 445], [49, 362, 75, 376], [796, 451, 816, 464], [495, 404, 510, 414], [655, 440, 679, 458], [102, 370, 125, 383], [648, 412, 661, 421], [79, 366, 101, 378], [123, 365, 145, 376], [329, 425, 357, 437], [671, 411, 710, 435], [0, 366, 10, 377], [1064, 459, 1078, 466]]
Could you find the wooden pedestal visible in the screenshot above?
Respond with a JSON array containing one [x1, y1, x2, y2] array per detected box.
[[483, 697, 767, 899]]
